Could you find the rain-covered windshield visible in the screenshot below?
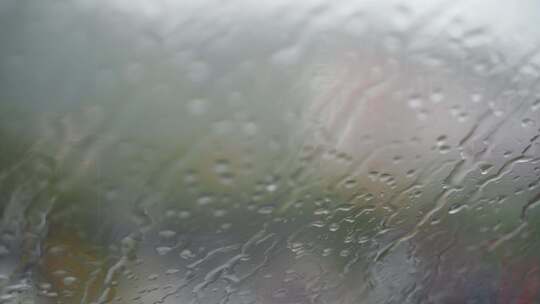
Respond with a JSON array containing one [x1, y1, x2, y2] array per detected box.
[[1, 0, 540, 303]]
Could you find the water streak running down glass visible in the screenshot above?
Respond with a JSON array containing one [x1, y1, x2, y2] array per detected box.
[[1, 0, 540, 303]]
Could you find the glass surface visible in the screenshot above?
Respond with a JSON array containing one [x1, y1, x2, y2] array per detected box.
[[1, 0, 540, 303]]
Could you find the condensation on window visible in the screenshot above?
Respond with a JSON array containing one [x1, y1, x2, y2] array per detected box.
[[1, 0, 540, 303]]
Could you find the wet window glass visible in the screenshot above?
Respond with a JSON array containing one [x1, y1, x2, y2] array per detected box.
[[1, 0, 540, 303]]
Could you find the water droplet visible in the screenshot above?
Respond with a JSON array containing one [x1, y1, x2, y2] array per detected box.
[[532, 99, 540, 111], [156, 246, 172, 256], [165, 209, 177, 218], [213, 209, 227, 217], [314, 208, 330, 215], [368, 171, 379, 181], [48, 245, 66, 256], [258, 205, 275, 215], [39, 283, 52, 291], [311, 221, 325, 228], [479, 163, 493, 175], [457, 112, 468, 122], [178, 210, 191, 219], [471, 93, 483, 103], [449, 204, 468, 215], [439, 145, 451, 154], [430, 91, 445, 103], [437, 135, 447, 144], [166, 268, 180, 275], [180, 249, 195, 259], [329, 223, 340, 232], [408, 96, 423, 109], [522, 118, 534, 128], [197, 196, 213, 206], [344, 179, 357, 189], [266, 184, 278, 192], [340, 249, 351, 257], [214, 159, 230, 174], [63, 276, 77, 286], [272, 288, 288, 299], [322, 248, 333, 256]]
